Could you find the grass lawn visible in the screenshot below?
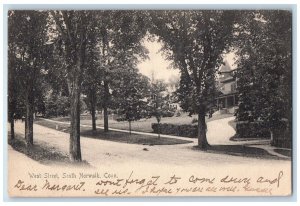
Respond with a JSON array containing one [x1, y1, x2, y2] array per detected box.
[[50, 112, 234, 133], [34, 119, 193, 145]]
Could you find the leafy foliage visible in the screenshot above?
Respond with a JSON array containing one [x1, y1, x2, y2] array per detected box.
[[148, 79, 175, 123], [150, 11, 236, 148], [8, 11, 49, 143], [112, 69, 150, 123], [235, 11, 292, 131]]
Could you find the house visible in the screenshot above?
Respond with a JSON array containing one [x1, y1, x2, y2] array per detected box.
[[216, 61, 238, 114]]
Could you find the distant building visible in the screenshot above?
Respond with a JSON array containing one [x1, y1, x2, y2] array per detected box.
[[216, 61, 238, 114]]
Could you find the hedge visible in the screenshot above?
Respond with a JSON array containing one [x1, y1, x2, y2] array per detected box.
[[152, 123, 198, 138], [236, 121, 291, 148], [236, 121, 270, 139], [270, 122, 291, 148], [271, 128, 291, 148]]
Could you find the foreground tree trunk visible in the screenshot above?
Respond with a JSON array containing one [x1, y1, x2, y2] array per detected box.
[[51, 10, 90, 162], [8, 56, 16, 141], [69, 59, 82, 162], [25, 91, 34, 146], [103, 79, 109, 132], [9, 112, 15, 141], [197, 106, 209, 149], [89, 90, 97, 131]]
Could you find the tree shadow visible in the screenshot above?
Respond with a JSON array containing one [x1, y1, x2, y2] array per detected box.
[[8, 133, 90, 167], [193, 144, 286, 160]]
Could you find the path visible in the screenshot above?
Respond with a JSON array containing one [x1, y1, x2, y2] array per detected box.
[[38, 116, 236, 144], [38, 116, 290, 159]]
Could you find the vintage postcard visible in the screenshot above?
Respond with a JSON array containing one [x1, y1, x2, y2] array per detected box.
[[7, 9, 292, 197]]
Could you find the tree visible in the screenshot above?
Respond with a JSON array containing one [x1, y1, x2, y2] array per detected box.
[[8, 11, 22, 140], [8, 11, 48, 145], [148, 78, 169, 138], [151, 11, 235, 149], [8, 41, 24, 140], [112, 69, 150, 134], [96, 11, 149, 132], [82, 20, 103, 131], [51, 11, 92, 161], [234, 11, 292, 143], [44, 92, 70, 117]]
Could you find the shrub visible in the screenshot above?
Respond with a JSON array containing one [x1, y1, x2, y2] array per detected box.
[[152, 123, 198, 138], [235, 120, 291, 148], [116, 116, 127, 122], [191, 118, 198, 124], [236, 121, 270, 139], [271, 121, 291, 148], [162, 110, 175, 117], [271, 129, 291, 148]]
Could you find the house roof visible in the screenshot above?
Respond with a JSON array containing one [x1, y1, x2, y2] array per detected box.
[[217, 91, 238, 98], [219, 60, 232, 73]]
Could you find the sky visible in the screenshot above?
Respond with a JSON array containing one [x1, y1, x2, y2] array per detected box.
[[137, 39, 180, 83], [137, 39, 237, 83]]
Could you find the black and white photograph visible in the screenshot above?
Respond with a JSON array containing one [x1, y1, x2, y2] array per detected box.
[[6, 9, 292, 197]]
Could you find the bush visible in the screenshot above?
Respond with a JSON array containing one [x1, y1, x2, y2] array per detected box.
[[116, 116, 127, 122], [271, 128, 291, 148], [191, 118, 198, 124], [236, 120, 291, 148], [236, 121, 270, 139], [152, 123, 198, 138], [162, 110, 175, 117], [271, 121, 291, 148]]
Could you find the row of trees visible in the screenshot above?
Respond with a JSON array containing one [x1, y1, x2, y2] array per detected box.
[[8, 10, 177, 161], [8, 10, 292, 161], [8, 11, 149, 161]]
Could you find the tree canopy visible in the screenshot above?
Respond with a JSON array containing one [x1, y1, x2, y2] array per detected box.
[[235, 10, 292, 131], [150, 10, 236, 148]]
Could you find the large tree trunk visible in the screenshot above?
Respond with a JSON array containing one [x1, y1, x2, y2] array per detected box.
[[25, 92, 34, 146], [8, 62, 15, 141], [103, 79, 109, 132], [90, 90, 96, 131], [197, 106, 209, 149], [69, 61, 82, 162], [10, 112, 15, 141]]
